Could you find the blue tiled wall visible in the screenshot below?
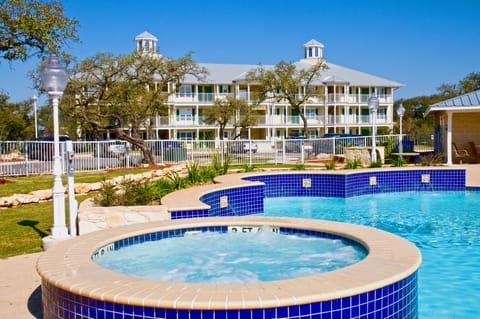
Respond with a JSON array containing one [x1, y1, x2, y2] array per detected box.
[[244, 169, 465, 198], [42, 272, 417, 319], [171, 185, 264, 219], [49, 224, 416, 319], [170, 169, 465, 219]]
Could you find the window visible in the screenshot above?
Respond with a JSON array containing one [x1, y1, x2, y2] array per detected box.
[[221, 85, 229, 93], [179, 85, 193, 97], [305, 108, 317, 119], [308, 47, 313, 58], [177, 131, 194, 140]]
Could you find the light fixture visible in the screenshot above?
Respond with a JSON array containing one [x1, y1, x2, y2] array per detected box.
[[40, 53, 69, 246], [368, 92, 379, 163], [397, 103, 406, 157]]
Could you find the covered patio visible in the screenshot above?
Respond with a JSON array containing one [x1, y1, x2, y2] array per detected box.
[[425, 89, 480, 165]]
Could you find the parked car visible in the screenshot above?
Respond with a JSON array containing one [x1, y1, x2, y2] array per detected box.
[[285, 136, 307, 153], [26, 135, 71, 161], [94, 140, 128, 158], [228, 140, 258, 153], [150, 140, 183, 155]]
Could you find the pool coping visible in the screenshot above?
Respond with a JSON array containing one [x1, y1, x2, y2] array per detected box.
[[37, 216, 421, 310]]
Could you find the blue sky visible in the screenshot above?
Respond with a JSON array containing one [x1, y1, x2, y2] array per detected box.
[[1, 0, 479, 104]]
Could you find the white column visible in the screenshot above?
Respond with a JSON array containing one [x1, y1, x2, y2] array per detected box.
[[447, 111, 453, 165], [50, 93, 68, 239]]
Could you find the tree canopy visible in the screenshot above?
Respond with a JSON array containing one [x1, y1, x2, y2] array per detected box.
[[61, 51, 207, 164], [202, 95, 258, 140], [0, 92, 34, 140], [246, 60, 328, 138], [394, 71, 480, 134], [0, 0, 79, 61]]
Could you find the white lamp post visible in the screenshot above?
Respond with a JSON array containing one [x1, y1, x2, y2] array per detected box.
[[368, 92, 379, 163], [32, 95, 38, 138], [40, 53, 69, 244], [397, 103, 406, 158]]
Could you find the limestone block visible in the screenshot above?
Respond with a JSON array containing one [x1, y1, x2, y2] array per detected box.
[[74, 183, 91, 194], [30, 189, 52, 201], [0, 196, 20, 207]]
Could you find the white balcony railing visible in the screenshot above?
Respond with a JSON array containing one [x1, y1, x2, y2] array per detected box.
[[166, 92, 393, 105]]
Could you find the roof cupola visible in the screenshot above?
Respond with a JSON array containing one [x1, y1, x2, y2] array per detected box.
[[134, 31, 159, 56]]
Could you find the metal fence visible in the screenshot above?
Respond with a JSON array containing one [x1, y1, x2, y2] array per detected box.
[[0, 134, 435, 177]]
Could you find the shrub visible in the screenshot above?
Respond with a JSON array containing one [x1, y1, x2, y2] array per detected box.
[[120, 179, 156, 206], [390, 156, 407, 167], [152, 178, 175, 200], [243, 164, 256, 172], [211, 152, 230, 175], [345, 159, 362, 169], [165, 172, 187, 190], [93, 180, 119, 207], [293, 163, 306, 170], [419, 153, 444, 166], [325, 156, 337, 170], [186, 161, 202, 185], [369, 161, 382, 168]]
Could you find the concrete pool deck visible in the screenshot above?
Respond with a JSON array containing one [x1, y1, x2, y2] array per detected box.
[[2, 164, 480, 318]]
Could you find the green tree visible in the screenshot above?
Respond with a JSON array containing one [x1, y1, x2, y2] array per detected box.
[[437, 72, 480, 97], [202, 95, 258, 140], [61, 51, 207, 164], [0, 0, 78, 61], [0, 92, 34, 140], [246, 60, 327, 138]]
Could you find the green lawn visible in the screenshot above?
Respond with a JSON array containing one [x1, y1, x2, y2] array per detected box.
[[0, 168, 154, 259], [0, 168, 155, 197]]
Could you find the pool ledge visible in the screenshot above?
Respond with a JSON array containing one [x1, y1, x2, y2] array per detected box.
[[37, 216, 421, 310]]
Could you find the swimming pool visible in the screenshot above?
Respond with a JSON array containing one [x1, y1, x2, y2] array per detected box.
[[263, 192, 480, 318], [42, 168, 466, 319], [93, 225, 367, 283]]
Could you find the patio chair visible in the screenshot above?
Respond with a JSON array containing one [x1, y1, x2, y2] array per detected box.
[[452, 142, 472, 163], [467, 142, 480, 162]]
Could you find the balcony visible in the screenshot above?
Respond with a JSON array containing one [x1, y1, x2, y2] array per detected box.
[[155, 113, 389, 129], [166, 92, 393, 105]]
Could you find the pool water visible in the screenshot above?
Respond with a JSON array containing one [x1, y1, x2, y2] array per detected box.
[[95, 227, 366, 283], [264, 192, 480, 319]]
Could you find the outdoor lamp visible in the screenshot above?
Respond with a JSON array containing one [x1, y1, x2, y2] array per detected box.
[[40, 53, 69, 243], [32, 95, 38, 139], [397, 103, 406, 157], [368, 92, 379, 163]]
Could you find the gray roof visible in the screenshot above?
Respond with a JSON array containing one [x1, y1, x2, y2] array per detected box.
[[182, 61, 403, 88], [135, 31, 158, 41], [425, 89, 480, 115], [304, 39, 324, 48]]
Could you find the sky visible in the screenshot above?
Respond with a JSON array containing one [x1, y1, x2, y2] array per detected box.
[[1, 0, 479, 106]]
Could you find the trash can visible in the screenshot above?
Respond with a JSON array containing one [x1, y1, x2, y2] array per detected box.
[[163, 148, 187, 161]]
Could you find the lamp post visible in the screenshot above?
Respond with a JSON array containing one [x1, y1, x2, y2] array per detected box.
[[368, 92, 379, 163], [32, 95, 38, 138], [397, 103, 406, 159], [40, 53, 69, 244]]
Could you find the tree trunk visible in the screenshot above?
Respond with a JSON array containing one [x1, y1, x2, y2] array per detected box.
[[115, 130, 156, 164], [298, 110, 309, 138]]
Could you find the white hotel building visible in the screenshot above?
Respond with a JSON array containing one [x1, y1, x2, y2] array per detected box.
[[135, 31, 403, 141]]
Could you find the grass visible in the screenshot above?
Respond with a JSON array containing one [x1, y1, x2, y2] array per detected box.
[[0, 168, 155, 259], [0, 168, 155, 197], [0, 195, 92, 258]]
